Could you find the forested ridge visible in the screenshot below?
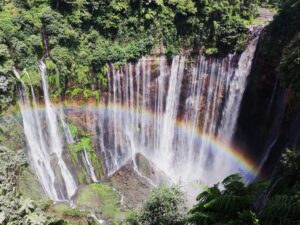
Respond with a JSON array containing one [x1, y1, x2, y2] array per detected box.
[[1, 0, 297, 113], [0, 0, 268, 112]]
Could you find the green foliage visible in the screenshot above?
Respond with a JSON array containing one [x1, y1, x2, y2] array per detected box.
[[259, 148, 300, 225], [68, 123, 78, 139], [98, 67, 108, 89], [0, 115, 25, 150], [0, 43, 14, 112], [75, 183, 123, 223], [0, 0, 261, 103], [261, 194, 300, 225], [74, 136, 92, 152], [21, 68, 41, 87], [25, 212, 47, 225], [280, 148, 300, 179], [258, 0, 300, 100], [17, 167, 45, 201], [259, 0, 285, 8], [0, 145, 48, 224], [50, 204, 87, 218], [127, 186, 187, 225], [126, 212, 140, 225], [66, 132, 104, 181], [48, 203, 99, 225], [186, 174, 265, 225]]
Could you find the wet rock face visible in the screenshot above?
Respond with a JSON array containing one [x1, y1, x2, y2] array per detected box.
[[234, 41, 279, 155], [104, 55, 241, 131], [57, 52, 256, 187], [106, 153, 172, 211], [135, 153, 172, 186], [65, 109, 98, 135], [233, 30, 292, 176], [108, 158, 152, 210]]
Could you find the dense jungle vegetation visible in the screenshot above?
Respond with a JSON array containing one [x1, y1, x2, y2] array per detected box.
[[0, 0, 274, 112]]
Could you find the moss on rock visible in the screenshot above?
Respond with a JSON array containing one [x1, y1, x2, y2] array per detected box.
[[74, 183, 125, 224], [47, 203, 99, 225]]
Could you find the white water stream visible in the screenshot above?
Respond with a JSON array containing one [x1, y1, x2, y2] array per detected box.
[[100, 37, 259, 186], [16, 63, 77, 201]]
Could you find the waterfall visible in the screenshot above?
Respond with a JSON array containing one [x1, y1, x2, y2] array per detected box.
[[58, 108, 75, 144], [159, 56, 185, 172], [58, 109, 98, 182], [16, 63, 77, 201], [218, 37, 260, 142], [14, 68, 59, 200], [16, 37, 258, 202], [39, 62, 77, 199], [82, 148, 98, 182], [100, 38, 259, 185]]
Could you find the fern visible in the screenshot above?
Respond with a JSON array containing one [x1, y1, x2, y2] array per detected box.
[[204, 195, 250, 213], [262, 194, 300, 225], [187, 173, 266, 225]]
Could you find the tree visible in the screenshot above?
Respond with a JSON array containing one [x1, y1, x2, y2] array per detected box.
[[127, 186, 187, 225], [185, 174, 265, 225]]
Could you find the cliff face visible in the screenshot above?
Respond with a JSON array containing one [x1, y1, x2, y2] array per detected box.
[[234, 0, 300, 177], [234, 34, 289, 176]]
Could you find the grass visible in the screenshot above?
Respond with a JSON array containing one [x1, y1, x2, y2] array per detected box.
[[48, 203, 98, 225], [75, 183, 125, 224], [52, 204, 87, 218]]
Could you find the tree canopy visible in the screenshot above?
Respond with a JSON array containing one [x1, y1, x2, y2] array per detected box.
[[0, 0, 262, 112]]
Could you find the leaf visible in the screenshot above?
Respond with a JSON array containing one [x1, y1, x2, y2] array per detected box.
[[25, 213, 47, 225], [0, 212, 6, 224], [19, 197, 35, 214]]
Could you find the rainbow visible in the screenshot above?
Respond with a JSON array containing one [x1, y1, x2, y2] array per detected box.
[[6, 100, 260, 179]]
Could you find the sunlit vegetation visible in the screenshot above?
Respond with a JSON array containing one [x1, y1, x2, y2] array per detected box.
[[0, 0, 265, 112]]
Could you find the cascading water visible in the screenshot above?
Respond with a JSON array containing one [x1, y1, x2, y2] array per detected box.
[[59, 108, 75, 144], [218, 37, 259, 142], [99, 37, 259, 186], [82, 148, 98, 183], [40, 62, 77, 199], [16, 63, 77, 201], [16, 36, 259, 202], [59, 108, 99, 182], [14, 68, 59, 200]]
